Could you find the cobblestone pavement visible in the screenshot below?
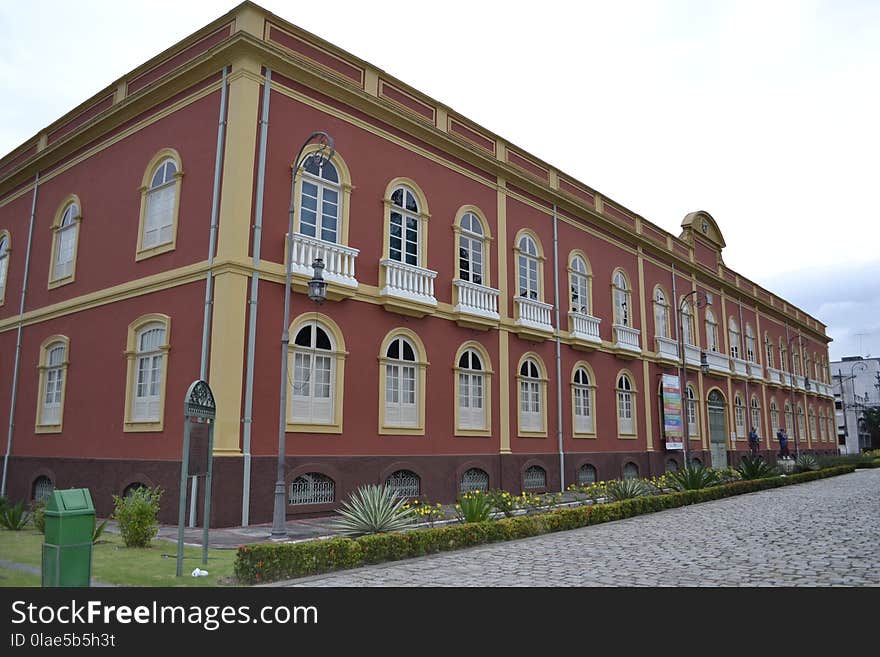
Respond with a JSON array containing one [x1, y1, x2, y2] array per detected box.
[[275, 469, 880, 587]]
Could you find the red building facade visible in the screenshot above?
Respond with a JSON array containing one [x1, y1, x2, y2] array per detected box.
[[0, 2, 835, 526]]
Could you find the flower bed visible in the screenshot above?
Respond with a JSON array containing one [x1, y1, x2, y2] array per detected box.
[[234, 465, 855, 585]]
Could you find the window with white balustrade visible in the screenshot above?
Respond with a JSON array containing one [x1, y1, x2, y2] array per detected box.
[[456, 347, 487, 432], [299, 155, 340, 243], [779, 339, 787, 372], [50, 199, 80, 285], [137, 150, 182, 259], [457, 211, 486, 286], [792, 349, 801, 376], [705, 309, 719, 353], [764, 332, 774, 368], [734, 394, 745, 436], [37, 338, 69, 430], [728, 317, 740, 359], [686, 385, 698, 436], [569, 253, 591, 314], [518, 356, 545, 435], [288, 473, 335, 505], [746, 324, 756, 363], [653, 286, 670, 339], [0, 232, 8, 305], [388, 185, 420, 266], [124, 314, 170, 431], [612, 270, 632, 327], [516, 233, 541, 301], [616, 373, 636, 436], [572, 365, 595, 436]]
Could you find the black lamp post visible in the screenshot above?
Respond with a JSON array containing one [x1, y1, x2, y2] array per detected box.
[[676, 291, 712, 467]]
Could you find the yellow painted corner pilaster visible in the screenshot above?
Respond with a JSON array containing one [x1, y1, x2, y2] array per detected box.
[[233, 3, 266, 39], [499, 329, 511, 454], [642, 359, 654, 451]]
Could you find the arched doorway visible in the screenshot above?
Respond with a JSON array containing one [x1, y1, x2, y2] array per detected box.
[[707, 389, 728, 469]]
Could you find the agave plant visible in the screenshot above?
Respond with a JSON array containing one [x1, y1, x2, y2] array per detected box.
[[455, 490, 494, 523], [665, 464, 721, 491], [737, 455, 779, 480], [604, 478, 654, 501], [0, 501, 32, 531], [332, 484, 414, 537], [795, 454, 820, 473]]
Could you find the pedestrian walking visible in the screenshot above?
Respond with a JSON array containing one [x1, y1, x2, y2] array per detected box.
[[777, 428, 789, 458], [748, 426, 760, 456]]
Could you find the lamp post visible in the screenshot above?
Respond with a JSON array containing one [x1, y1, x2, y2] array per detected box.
[[676, 291, 712, 467], [849, 361, 867, 452], [271, 132, 334, 539]]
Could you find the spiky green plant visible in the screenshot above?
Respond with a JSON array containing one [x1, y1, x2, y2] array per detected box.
[[604, 478, 654, 501], [665, 464, 722, 491], [455, 490, 494, 523], [0, 501, 32, 531], [92, 518, 109, 544], [332, 484, 414, 536], [795, 454, 820, 473], [737, 455, 779, 480]]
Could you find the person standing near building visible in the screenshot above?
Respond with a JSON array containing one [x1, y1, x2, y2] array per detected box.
[[748, 426, 760, 456], [777, 427, 789, 458]]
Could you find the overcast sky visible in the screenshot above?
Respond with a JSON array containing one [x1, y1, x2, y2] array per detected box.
[[1, 0, 877, 360]]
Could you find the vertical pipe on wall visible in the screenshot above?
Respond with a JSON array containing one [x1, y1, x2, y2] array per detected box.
[[1, 173, 39, 497], [552, 205, 565, 492], [240, 69, 272, 526]]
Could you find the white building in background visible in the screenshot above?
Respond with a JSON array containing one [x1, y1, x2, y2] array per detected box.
[[831, 356, 880, 454]]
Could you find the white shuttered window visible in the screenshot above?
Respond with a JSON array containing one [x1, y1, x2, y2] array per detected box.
[[133, 324, 165, 422]]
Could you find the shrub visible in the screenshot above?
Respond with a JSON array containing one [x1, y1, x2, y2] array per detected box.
[[400, 499, 446, 526], [604, 478, 654, 501], [795, 454, 820, 472], [737, 456, 779, 480], [487, 489, 518, 517], [455, 490, 493, 523], [30, 499, 47, 533], [112, 486, 163, 547], [332, 484, 413, 537], [666, 464, 721, 491], [0, 501, 33, 531]]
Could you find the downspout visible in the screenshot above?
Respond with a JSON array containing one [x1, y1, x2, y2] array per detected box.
[[241, 68, 272, 526], [1, 172, 39, 497], [191, 66, 228, 528], [552, 205, 564, 492]]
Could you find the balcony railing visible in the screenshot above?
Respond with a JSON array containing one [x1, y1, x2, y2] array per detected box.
[[613, 324, 641, 353], [453, 279, 500, 321], [655, 336, 679, 361], [795, 375, 807, 391], [569, 311, 602, 345], [379, 259, 437, 306], [731, 357, 749, 378], [684, 343, 702, 367], [291, 233, 359, 288], [704, 350, 730, 374], [748, 361, 764, 380], [514, 297, 553, 333], [767, 367, 783, 385]]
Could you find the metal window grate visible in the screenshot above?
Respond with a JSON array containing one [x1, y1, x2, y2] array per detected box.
[[623, 462, 640, 480], [33, 476, 54, 502], [289, 473, 335, 505], [577, 464, 597, 485], [665, 459, 679, 473], [460, 468, 489, 493], [523, 465, 546, 489], [385, 470, 420, 498]]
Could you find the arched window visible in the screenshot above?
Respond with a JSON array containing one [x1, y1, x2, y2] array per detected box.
[[291, 321, 336, 425], [750, 396, 761, 435], [457, 211, 485, 286], [384, 335, 418, 428], [124, 314, 170, 431], [388, 185, 421, 266], [705, 309, 719, 353], [457, 348, 487, 431], [37, 338, 69, 430], [797, 404, 806, 439], [460, 468, 490, 493], [809, 407, 817, 441], [784, 400, 793, 432], [386, 470, 421, 498], [572, 365, 595, 435], [50, 199, 80, 284], [665, 459, 680, 473], [569, 254, 591, 314], [123, 482, 148, 497], [686, 384, 698, 437], [820, 410, 828, 441], [680, 300, 695, 346], [0, 233, 9, 304], [612, 270, 631, 327], [33, 475, 54, 502], [616, 373, 635, 435], [734, 394, 745, 437], [623, 462, 639, 480], [728, 317, 740, 359], [745, 324, 756, 363], [792, 348, 801, 376], [289, 473, 335, 505], [653, 287, 669, 339], [518, 357, 545, 434], [577, 464, 597, 485], [804, 353, 811, 382], [770, 399, 779, 435], [523, 465, 547, 490], [691, 457, 703, 467], [779, 338, 787, 373], [299, 155, 340, 243], [138, 151, 181, 258], [517, 234, 540, 300], [764, 332, 774, 369]]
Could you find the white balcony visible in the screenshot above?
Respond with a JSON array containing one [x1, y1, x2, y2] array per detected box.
[[684, 343, 702, 367], [795, 375, 807, 391], [731, 357, 749, 378], [569, 311, 602, 346], [380, 259, 437, 307], [514, 297, 553, 333], [704, 350, 730, 375], [613, 324, 641, 354], [291, 233, 359, 289], [748, 361, 764, 381], [453, 279, 500, 322], [655, 336, 679, 362], [767, 367, 783, 385], [817, 382, 833, 398]]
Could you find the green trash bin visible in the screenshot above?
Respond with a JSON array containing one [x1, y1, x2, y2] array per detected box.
[[42, 488, 95, 587]]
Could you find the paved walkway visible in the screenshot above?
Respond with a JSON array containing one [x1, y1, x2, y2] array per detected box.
[[271, 469, 880, 587]]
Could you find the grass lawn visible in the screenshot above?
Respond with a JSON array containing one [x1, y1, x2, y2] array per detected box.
[[0, 528, 238, 587]]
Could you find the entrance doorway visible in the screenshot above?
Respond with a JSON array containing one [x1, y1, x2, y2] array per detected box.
[[708, 389, 728, 469]]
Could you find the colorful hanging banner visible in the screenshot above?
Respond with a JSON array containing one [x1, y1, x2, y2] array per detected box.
[[662, 374, 683, 450]]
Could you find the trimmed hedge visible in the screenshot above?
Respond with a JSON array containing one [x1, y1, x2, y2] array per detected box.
[[234, 465, 855, 584]]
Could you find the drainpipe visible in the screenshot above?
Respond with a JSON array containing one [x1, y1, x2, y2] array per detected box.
[[240, 69, 273, 526], [1, 173, 39, 497], [191, 67, 229, 528], [552, 205, 564, 492]]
